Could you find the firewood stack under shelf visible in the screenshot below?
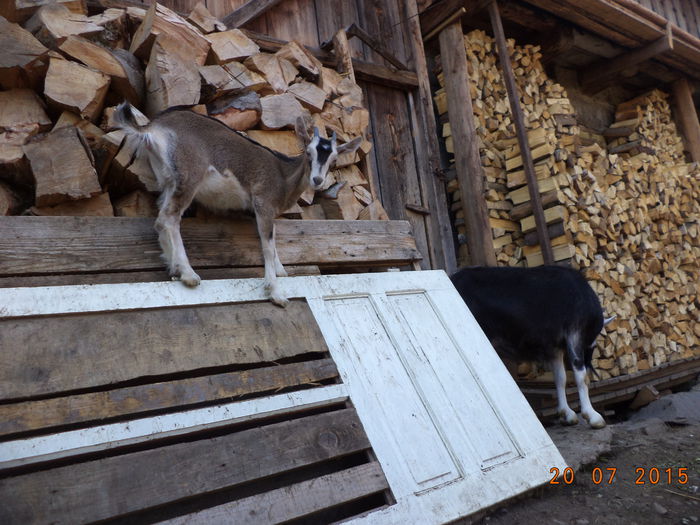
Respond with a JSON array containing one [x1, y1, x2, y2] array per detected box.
[[435, 29, 699, 381]]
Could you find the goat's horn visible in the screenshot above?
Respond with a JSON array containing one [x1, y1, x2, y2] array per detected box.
[[603, 315, 617, 326]]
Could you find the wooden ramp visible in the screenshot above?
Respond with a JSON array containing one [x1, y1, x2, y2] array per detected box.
[[0, 271, 565, 524]]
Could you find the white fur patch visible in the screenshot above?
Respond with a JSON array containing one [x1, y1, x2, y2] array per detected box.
[[195, 166, 252, 212]]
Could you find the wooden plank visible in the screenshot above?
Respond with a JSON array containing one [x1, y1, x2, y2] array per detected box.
[[0, 217, 421, 276], [313, 0, 365, 59], [365, 83, 430, 269], [0, 385, 349, 470], [0, 300, 328, 400], [346, 23, 408, 70], [0, 265, 321, 289], [438, 22, 496, 266], [0, 408, 369, 524], [419, 0, 464, 39], [163, 462, 389, 525], [0, 359, 338, 437], [261, 0, 319, 48], [488, 0, 553, 265], [672, 76, 700, 162], [404, 0, 457, 273], [221, 0, 284, 28]]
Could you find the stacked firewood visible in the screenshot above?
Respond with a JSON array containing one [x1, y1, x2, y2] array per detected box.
[[0, 1, 383, 221], [435, 30, 700, 380]]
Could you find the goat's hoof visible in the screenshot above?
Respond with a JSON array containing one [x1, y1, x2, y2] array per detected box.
[[270, 294, 289, 308], [180, 272, 201, 287], [558, 409, 578, 426], [583, 412, 606, 429]]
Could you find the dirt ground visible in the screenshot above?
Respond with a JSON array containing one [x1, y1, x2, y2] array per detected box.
[[473, 389, 700, 525]]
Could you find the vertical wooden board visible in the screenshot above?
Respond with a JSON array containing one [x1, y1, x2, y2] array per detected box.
[[365, 83, 430, 268], [314, 0, 365, 59], [355, 0, 410, 66], [261, 0, 320, 48]]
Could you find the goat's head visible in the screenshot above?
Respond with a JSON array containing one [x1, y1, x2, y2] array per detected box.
[[296, 118, 362, 191]]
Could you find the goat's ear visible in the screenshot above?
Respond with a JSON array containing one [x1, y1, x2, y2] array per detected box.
[[336, 135, 363, 155], [294, 116, 311, 146]]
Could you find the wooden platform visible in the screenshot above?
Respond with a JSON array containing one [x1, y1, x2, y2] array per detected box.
[[520, 356, 700, 419], [0, 271, 567, 524], [0, 217, 422, 287]]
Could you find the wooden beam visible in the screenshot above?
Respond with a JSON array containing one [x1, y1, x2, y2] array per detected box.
[[420, 0, 464, 39], [672, 77, 700, 162], [332, 28, 355, 84], [487, 0, 553, 265], [580, 24, 674, 94], [404, 0, 457, 273], [438, 23, 496, 267], [345, 23, 408, 70], [222, 0, 284, 29]]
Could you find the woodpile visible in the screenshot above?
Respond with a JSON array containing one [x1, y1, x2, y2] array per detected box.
[[0, 2, 383, 222], [436, 30, 700, 381]]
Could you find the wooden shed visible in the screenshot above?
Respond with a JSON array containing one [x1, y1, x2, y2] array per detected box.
[[0, 0, 699, 522]]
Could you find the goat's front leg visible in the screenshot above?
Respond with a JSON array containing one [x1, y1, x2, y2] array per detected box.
[[272, 226, 287, 277], [254, 206, 288, 307], [552, 351, 578, 426]]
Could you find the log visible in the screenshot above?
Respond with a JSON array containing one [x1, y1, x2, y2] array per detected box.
[[187, 2, 226, 34], [245, 130, 303, 156], [25, 3, 103, 49], [145, 35, 201, 117], [0, 88, 51, 132], [88, 8, 128, 49], [199, 62, 266, 101], [244, 52, 298, 93], [300, 204, 326, 220], [275, 40, 322, 81], [30, 192, 114, 216], [320, 183, 363, 220], [358, 200, 389, 220], [113, 190, 158, 217], [129, 2, 211, 65], [208, 91, 261, 131], [0, 0, 85, 24], [259, 93, 307, 130], [23, 126, 102, 207], [0, 181, 20, 215], [287, 81, 326, 112], [0, 17, 49, 90], [207, 29, 259, 64], [58, 36, 143, 105], [44, 57, 110, 122]]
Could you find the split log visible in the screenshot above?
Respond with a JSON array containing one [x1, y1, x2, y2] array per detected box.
[[145, 35, 201, 117], [89, 8, 129, 49], [300, 204, 326, 220], [207, 29, 259, 64], [0, 88, 51, 132], [54, 111, 104, 146], [187, 2, 226, 34], [208, 91, 260, 131], [275, 40, 321, 81], [25, 4, 103, 49], [320, 183, 363, 220], [341, 107, 369, 136], [99, 129, 157, 194], [30, 192, 114, 216], [129, 2, 211, 65], [245, 130, 303, 156], [244, 53, 298, 94], [199, 62, 265, 101], [44, 57, 110, 121], [0, 181, 21, 215], [113, 189, 158, 217], [259, 93, 307, 130], [287, 81, 326, 112], [0, 0, 85, 24], [0, 17, 49, 90], [59, 36, 143, 105], [23, 126, 102, 206], [358, 200, 389, 220]]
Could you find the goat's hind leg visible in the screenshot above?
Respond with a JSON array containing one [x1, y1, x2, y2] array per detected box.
[[156, 185, 200, 287], [552, 350, 578, 426], [254, 205, 288, 307], [566, 334, 606, 429]]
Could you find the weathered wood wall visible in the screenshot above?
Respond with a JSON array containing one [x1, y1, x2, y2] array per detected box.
[[134, 0, 454, 271]]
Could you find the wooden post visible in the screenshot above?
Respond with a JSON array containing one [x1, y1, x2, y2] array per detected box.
[[332, 29, 355, 84], [672, 77, 700, 162], [438, 23, 496, 267], [404, 0, 457, 273], [487, 0, 554, 265]]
